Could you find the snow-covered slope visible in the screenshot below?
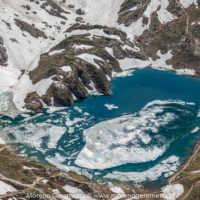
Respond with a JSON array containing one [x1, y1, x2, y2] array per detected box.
[[0, 0, 199, 112]]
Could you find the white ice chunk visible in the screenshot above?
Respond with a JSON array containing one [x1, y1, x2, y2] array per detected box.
[[104, 104, 119, 110]]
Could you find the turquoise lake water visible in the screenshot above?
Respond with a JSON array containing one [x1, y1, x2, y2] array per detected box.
[[1, 68, 200, 187]]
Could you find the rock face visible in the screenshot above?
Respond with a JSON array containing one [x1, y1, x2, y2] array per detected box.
[[15, 19, 47, 38], [118, 0, 151, 26], [0, 36, 8, 65], [0, 0, 199, 112], [198, 0, 200, 8]]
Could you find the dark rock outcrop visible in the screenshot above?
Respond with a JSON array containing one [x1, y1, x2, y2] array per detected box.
[[0, 36, 8, 65], [25, 92, 43, 113], [15, 19, 47, 38]]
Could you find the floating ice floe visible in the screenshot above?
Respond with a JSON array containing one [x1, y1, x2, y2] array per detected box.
[[104, 104, 119, 110], [109, 186, 126, 200], [191, 127, 199, 134], [104, 156, 179, 182]]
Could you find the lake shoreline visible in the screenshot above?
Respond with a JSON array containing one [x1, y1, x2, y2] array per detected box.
[[1, 68, 200, 199], [1, 140, 200, 199]]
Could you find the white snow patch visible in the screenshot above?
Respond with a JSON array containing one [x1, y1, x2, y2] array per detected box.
[[162, 184, 184, 200], [157, 0, 176, 23], [13, 74, 54, 110], [49, 49, 65, 56], [41, 179, 48, 184], [78, 53, 103, 69], [61, 66, 72, 73], [118, 50, 173, 71], [63, 185, 95, 200], [23, 166, 35, 170], [110, 186, 125, 200], [0, 180, 17, 195], [176, 69, 195, 76], [0, 138, 5, 145], [105, 47, 114, 57], [74, 44, 93, 49], [180, 0, 198, 8]]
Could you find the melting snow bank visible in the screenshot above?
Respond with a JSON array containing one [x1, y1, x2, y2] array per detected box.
[[75, 100, 196, 170], [104, 156, 179, 182], [162, 184, 184, 200]]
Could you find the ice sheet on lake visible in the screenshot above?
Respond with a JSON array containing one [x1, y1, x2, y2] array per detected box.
[[2, 122, 66, 152], [75, 100, 189, 170]]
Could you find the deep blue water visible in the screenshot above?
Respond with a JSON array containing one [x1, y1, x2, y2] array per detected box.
[[1, 68, 200, 187]]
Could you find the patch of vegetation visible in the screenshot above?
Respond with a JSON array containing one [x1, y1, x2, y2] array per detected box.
[[29, 52, 67, 84]]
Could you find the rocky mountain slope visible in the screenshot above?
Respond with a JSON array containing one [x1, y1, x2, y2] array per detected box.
[[0, 0, 200, 113]]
